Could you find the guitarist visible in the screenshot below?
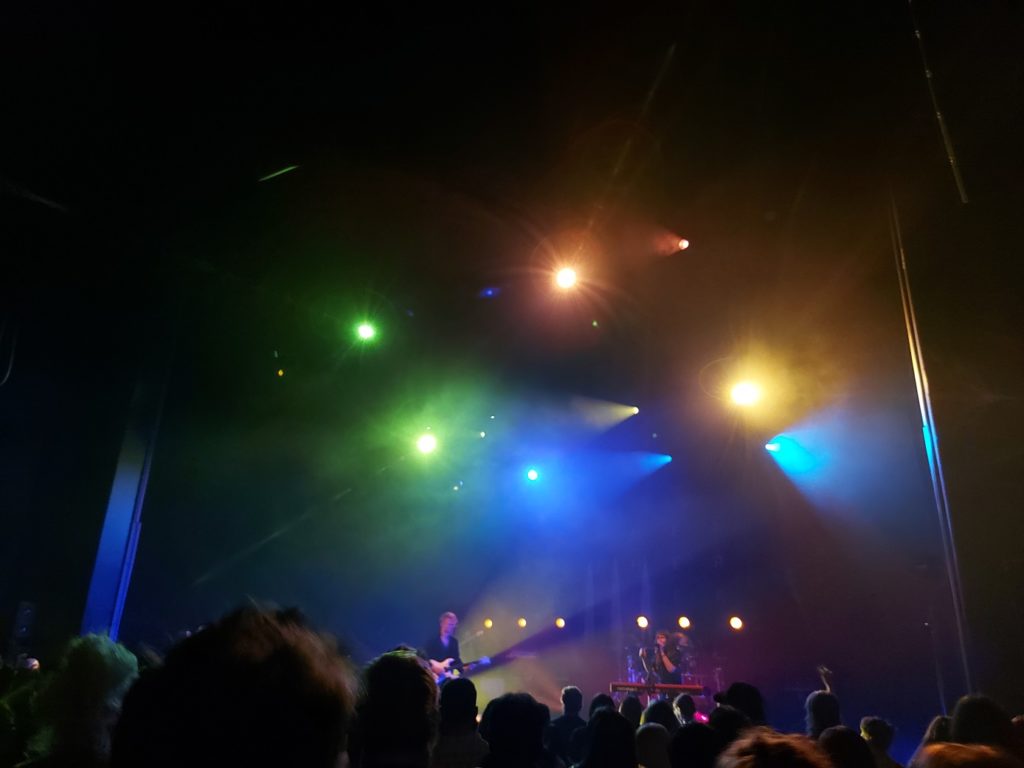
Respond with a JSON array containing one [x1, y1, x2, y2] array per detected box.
[[424, 611, 463, 681]]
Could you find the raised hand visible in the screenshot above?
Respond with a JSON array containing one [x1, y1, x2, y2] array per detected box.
[[816, 665, 834, 692]]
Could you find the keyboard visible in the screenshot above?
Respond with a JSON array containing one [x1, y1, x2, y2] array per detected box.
[[609, 681, 706, 695]]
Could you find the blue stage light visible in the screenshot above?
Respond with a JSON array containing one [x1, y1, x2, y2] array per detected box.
[[764, 434, 817, 474], [645, 453, 673, 469], [526, 468, 539, 481]]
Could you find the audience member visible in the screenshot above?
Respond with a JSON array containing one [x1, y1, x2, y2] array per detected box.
[[619, 696, 643, 732], [1, 663, 41, 765], [481, 693, 548, 768], [950, 694, 1014, 751], [432, 678, 488, 768], [717, 727, 832, 768], [590, 694, 616, 719], [672, 695, 696, 726], [909, 743, 1023, 768], [355, 650, 439, 768], [922, 716, 952, 745], [709, 705, 752, 752], [714, 683, 766, 726], [577, 709, 636, 768], [111, 606, 357, 768], [568, 724, 589, 766], [806, 691, 842, 739], [819, 725, 874, 768], [861, 716, 903, 768], [535, 703, 563, 768], [548, 687, 586, 763], [636, 723, 669, 768], [20, 634, 138, 768], [910, 716, 952, 766], [668, 723, 718, 768], [1012, 716, 1024, 760], [641, 700, 679, 734], [567, 692, 617, 765], [479, 699, 497, 744]]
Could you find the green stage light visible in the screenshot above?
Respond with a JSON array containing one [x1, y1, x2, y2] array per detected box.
[[356, 322, 377, 341]]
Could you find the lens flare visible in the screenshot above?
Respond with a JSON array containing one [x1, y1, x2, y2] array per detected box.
[[730, 381, 762, 406], [555, 267, 577, 289]]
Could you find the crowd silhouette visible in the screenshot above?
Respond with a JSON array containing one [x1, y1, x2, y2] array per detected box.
[[1, 606, 1021, 768]]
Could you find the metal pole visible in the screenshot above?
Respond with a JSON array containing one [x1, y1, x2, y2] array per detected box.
[[906, 0, 969, 204], [889, 196, 972, 692]]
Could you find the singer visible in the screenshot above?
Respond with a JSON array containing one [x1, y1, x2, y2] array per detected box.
[[639, 629, 681, 684]]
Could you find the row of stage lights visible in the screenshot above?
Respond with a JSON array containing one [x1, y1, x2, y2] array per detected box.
[[480, 617, 566, 630], [475, 615, 745, 632], [279, 250, 695, 377], [638, 615, 744, 632]]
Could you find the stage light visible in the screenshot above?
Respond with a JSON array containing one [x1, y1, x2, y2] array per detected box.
[[764, 433, 818, 475], [417, 434, 438, 454], [452, 484, 460, 491], [356, 322, 376, 341], [555, 617, 566, 628], [484, 618, 493, 629], [517, 617, 527, 628], [729, 616, 744, 631], [526, 468, 539, 481], [479, 431, 487, 438], [636, 615, 649, 629], [592, 320, 599, 328], [555, 267, 577, 289], [730, 381, 762, 406], [678, 238, 690, 250], [276, 369, 284, 377], [570, 397, 642, 429], [678, 616, 691, 629]]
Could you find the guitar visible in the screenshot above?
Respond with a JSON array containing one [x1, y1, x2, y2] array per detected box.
[[433, 656, 491, 685]]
